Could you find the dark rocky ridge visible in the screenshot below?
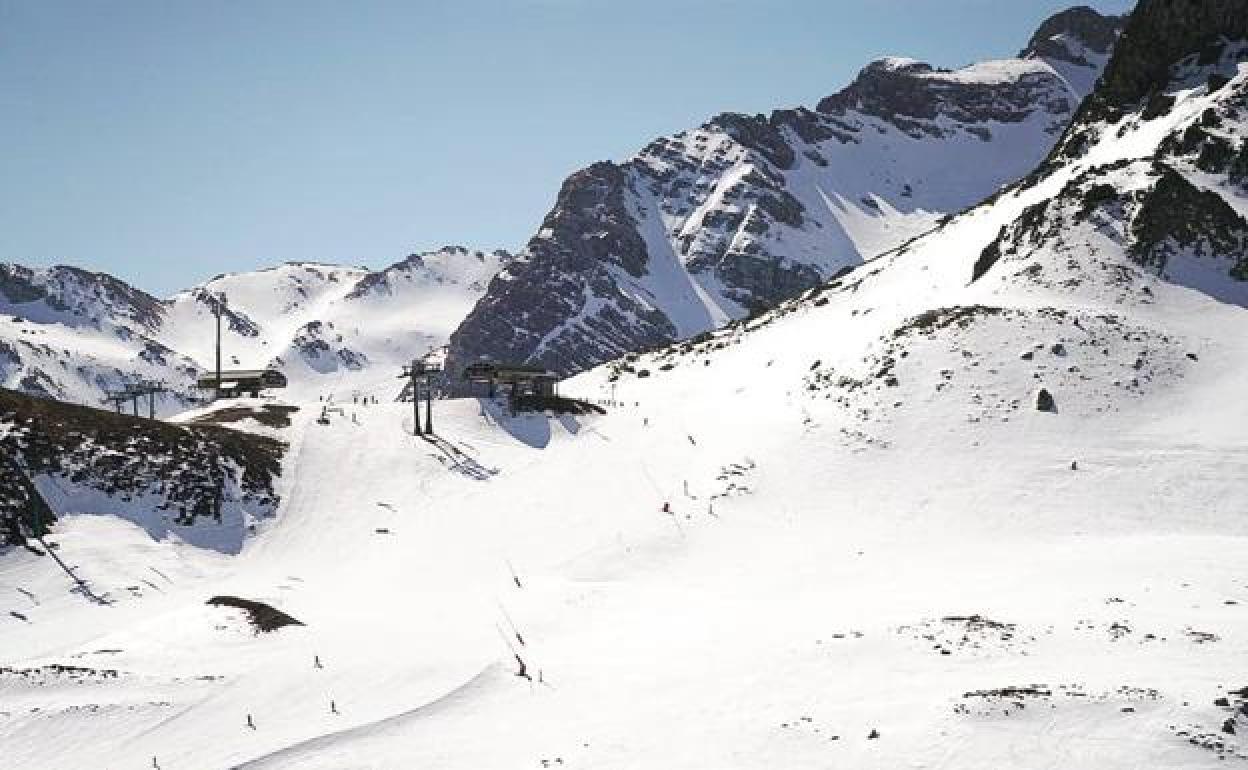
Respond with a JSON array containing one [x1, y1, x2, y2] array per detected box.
[[1060, 0, 1248, 146], [994, 0, 1248, 298], [450, 164, 678, 373], [1158, 85, 1248, 187], [0, 388, 283, 546], [1130, 165, 1248, 279], [815, 58, 1074, 130]]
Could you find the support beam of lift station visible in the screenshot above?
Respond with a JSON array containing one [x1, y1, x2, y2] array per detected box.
[[102, 381, 167, 419], [400, 360, 436, 436]]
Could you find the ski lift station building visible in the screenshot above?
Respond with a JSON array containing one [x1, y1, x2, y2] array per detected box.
[[461, 362, 558, 397], [196, 369, 288, 398]]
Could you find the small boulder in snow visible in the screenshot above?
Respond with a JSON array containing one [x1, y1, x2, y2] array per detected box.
[[207, 596, 304, 633], [1035, 388, 1057, 412]]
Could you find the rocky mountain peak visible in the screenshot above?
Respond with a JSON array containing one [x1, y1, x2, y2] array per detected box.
[[1020, 5, 1126, 64], [814, 57, 949, 119], [815, 52, 1076, 130], [0, 262, 165, 330]]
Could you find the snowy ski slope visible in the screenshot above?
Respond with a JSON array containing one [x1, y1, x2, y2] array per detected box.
[[3, 5, 1247, 768], [2, 276, 1246, 768], [4, 67, 1248, 762]]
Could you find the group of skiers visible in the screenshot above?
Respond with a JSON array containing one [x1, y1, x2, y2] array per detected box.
[[317, 393, 380, 405], [233, 654, 338, 738]]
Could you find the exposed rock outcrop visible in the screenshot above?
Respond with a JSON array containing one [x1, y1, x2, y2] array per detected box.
[[0, 388, 283, 548]]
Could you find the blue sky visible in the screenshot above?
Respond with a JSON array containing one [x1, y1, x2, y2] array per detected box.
[[1, 0, 1133, 295]]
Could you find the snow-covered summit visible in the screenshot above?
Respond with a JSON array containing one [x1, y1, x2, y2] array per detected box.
[[345, 246, 510, 300], [0, 247, 511, 410], [0, 263, 164, 331]]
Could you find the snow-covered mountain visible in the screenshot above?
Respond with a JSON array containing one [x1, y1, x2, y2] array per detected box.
[[0, 263, 202, 409], [3, 3, 1248, 768], [446, 6, 1126, 375], [0, 247, 511, 411], [0, 7, 1126, 403], [158, 246, 510, 393], [577, 0, 1248, 431]]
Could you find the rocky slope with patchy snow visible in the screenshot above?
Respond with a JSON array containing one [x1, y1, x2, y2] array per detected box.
[[0, 247, 510, 412], [446, 6, 1126, 375], [0, 389, 284, 552], [0, 263, 201, 409], [590, 0, 1248, 442]]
